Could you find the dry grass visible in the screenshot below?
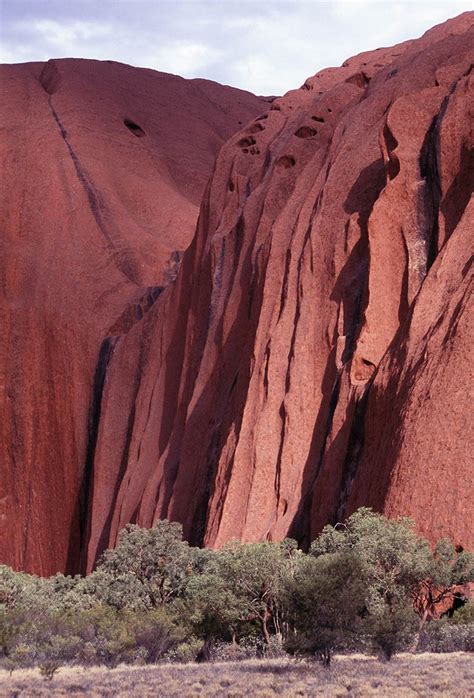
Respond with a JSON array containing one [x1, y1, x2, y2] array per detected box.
[[0, 653, 472, 697]]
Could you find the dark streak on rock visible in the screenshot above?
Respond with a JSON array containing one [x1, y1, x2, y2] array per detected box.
[[79, 336, 118, 570], [47, 97, 139, 283]]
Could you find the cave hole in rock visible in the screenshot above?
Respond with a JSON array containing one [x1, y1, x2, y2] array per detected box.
[[353, 357, 377, 382], [295, 126, 317, 139], [256, 114, 268, 121], [346, 72, 371, 89], [228, 180, 235, 192], [242, 148, 249, 153], [238, 136, 256, 148], [383, 123, 400, 180], [387, 157, 400, 180], [327, 107, 333, 112], [247, 123, 265, 134], [311, 115, 325, 123], [276, 155, 296, 169], [384, 124, 398, 152], [444, 595, 467, 618], [124, 118, 146, 137]]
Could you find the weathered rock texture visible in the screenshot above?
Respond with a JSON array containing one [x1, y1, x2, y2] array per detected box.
[[84, 13, 474, 572], [0, 58, 267, 575]]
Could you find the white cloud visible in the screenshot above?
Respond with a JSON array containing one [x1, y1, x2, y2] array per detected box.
[[1, 1, 472, 93], [145, 41, 223, 77], [32, 19, 114, 47], [0, 45, 29, 63]]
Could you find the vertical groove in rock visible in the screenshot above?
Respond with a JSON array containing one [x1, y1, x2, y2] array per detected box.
[[79, 336, 118, 569], [420, 115, 442, 269]]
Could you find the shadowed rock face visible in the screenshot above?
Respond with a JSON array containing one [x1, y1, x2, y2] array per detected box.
[[0, 58, 268, 575], [84, 13, 474, 572]]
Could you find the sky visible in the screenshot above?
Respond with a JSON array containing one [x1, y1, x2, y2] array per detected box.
[[0, 1, 472, 95]]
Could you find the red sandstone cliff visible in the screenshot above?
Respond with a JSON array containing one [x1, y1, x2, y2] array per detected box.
[[0, 58, 267, 575], [84, 13, 474, 572]]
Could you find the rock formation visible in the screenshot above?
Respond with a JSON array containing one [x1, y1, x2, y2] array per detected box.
[[2, 14, 473, 577], [0, 58, 267, 575], [84, 13, 474, 572]]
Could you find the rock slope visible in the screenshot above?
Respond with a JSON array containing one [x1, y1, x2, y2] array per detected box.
[[0, 58, 267, 575], [85, 13, 474, 572]]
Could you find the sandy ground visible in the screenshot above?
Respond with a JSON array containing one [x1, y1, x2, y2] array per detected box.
[[0, 652, 473, 696]]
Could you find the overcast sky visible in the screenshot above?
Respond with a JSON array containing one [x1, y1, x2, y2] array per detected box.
[[0, 1, 472, 94]]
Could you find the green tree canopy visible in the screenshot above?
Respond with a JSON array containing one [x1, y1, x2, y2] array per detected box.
[[94, 520, 196, 610], [284, 549, 367, 664], [309, 508, 436, 658]]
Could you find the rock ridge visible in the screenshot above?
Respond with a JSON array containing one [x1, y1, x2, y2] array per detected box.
[[85, 13, 474, 571]]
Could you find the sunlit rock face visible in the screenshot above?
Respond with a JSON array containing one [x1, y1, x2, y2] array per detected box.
[[2, 13, 473, 577], [0, 57, 267, 575], [85, 13, 473, 572]]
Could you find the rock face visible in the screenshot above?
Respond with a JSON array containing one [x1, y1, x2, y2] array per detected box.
[[84, 13, 474, 572], [0, 58, 267, 575]]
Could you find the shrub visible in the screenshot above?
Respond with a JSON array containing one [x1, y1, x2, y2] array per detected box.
[[284, 551, 367, 665], [124, 608, 184, 662], [309, 508, 445, 659], [39, 660, 60, 681], [418, 616, 474, 652], [364, 601, 418, 660], [0, 510, 471, 668], [165, 637, 203, 663], [451, 601, 474, 624], [65, 606, 136, 667]]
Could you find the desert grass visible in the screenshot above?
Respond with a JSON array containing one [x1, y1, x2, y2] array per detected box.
[[0, 653, 472, 697]]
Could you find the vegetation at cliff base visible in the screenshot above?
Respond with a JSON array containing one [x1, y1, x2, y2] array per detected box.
[[1, 509, 472, 675]]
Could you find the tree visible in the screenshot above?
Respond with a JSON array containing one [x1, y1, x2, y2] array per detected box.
[[0, 565, 51, 611], [284, 550, 367, 665], [213, 539, 300, 645], [94, 520, 196, 610], [184, 571, 243, 659], [310, 508, 433, 659]]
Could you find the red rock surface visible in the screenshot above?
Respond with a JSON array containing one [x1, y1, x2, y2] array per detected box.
[[84, 13, 474, 572], [415, 582, 474, 621], [0, 58, 267, 575]]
